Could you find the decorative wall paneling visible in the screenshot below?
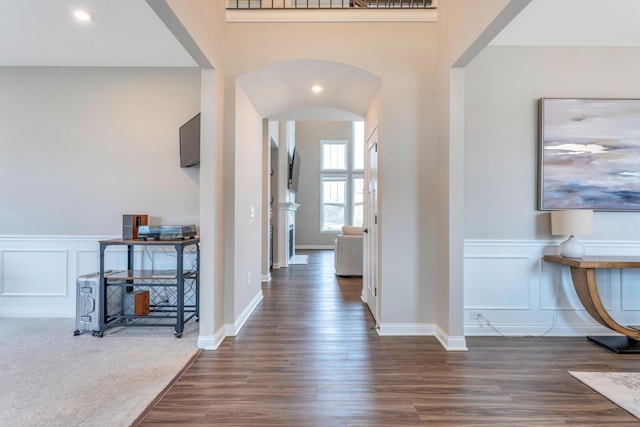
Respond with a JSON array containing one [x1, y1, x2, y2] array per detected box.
[[464, 240, 640, 336], [0, 236, 198, 317]]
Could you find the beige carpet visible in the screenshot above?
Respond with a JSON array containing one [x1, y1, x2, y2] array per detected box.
[[0, 317, 199, 427], [570, 371, 640, 419]]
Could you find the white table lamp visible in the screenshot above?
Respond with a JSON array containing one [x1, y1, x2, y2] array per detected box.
[[550, 210, 594, 258]]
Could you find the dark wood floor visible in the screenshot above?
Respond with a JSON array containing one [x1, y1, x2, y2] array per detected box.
[[139, 250, 640, 426]]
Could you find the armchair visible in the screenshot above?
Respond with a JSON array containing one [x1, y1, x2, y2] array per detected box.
[[334, 226, 363, 277]]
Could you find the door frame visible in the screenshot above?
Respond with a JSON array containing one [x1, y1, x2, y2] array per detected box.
[[363, 123, 380, 325]]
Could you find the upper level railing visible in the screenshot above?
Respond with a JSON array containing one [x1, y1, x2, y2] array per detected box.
[[227, 1, 435, 9]]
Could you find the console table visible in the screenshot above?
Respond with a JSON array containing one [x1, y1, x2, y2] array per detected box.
[[543, 255, 640, 353], [95, 237, 199, 338]]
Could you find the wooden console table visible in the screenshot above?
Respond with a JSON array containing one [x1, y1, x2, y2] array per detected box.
[[543, 255, 640, 353]]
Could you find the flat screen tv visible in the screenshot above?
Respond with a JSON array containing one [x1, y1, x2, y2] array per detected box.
[[179, 113, 201, 168], [289, 148, 302, 193]]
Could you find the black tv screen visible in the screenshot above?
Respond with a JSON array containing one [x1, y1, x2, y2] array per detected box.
[[289, 149, 301, 193], [179, 113, 200, 168]]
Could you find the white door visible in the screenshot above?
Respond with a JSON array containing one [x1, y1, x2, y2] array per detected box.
[[363, 126, 379, 324]]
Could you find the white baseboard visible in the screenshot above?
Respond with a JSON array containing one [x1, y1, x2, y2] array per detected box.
[[225, 290, 263, 337], [378, 323, 436, 336], [377, 323, 467, 351], [464, 323, 618, 337], [436, 326, 468, 351], [197, 325, 227, 350], [261, 274, 272, 283]]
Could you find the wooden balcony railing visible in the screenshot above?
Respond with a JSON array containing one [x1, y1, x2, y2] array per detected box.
[[227, 0, 435, 9]]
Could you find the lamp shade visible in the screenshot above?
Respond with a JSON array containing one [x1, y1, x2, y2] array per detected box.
[[550, 210, 594, 236]]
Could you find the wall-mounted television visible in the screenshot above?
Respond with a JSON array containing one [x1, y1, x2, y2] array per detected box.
[[179, 113, 200, 168], [289, 148, 302, 193]]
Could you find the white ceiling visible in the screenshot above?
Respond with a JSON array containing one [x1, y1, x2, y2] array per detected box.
[[492, 0, 640, 46], [3, 1, 640, 67], [237, 60, 381, 120], [3, 0, 640, 120], [0, 0, 196, 66]]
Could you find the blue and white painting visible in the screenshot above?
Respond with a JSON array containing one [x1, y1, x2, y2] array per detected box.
[[540, 98, 640, 211]]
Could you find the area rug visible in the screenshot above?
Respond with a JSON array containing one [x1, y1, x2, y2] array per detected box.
[[289, 254, 310, 265], [0, 317, 199, 427], [569, 371, 640, 419]]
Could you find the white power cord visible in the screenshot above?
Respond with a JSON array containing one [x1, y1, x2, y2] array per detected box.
[[475, 282, 561, 338]]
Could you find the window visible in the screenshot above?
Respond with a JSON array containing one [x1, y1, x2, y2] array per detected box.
[[321, 176, 346, 232], [322, 140, 346, 170], [352, 175, 364, 227], [320, 122, 366, 232], [353, 121, 364, 171]]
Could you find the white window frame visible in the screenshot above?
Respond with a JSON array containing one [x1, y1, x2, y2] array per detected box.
[[321, 140, 348, 172], [319, 124, 364, 232], [352, 121, 365, 172], [351, 174, 364, 227], [320, 174, 347, 232]]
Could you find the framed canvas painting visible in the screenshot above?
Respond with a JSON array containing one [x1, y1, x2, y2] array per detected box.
[[539, 98, 640, 211]]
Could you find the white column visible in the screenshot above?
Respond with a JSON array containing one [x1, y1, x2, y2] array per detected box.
[[278, 202, 299, 267]]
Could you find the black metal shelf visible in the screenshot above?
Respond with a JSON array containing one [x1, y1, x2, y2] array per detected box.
[[96, 238, 200, 338]]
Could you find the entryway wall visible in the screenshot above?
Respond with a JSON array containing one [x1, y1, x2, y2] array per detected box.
[[294, 121, 355, 249], [0, 67, 201, 317], [464, 45, 640, 336]]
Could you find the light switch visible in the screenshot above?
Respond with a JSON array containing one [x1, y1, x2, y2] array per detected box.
[[250, 206, 255, 218]]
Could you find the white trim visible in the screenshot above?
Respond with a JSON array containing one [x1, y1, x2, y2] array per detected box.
[[465, 238, 640, 248], [261, 273, 272, 283], [226, 290, 263, 336], [0, 308, 73, 318], [226, 8, 437, 23], [320, 174, 348, 232], [435, 326, 468, 351], [377, 322, 436, 336], [464, 324, 617, 337], [464, 238, 640, 337], [1, 249, 70, 297], [197, 325, 227, 350], [278, 202, 300, 211], [0, 234, 119, 241], [376, 323, 467, 352], [296, 245, 334, 250]]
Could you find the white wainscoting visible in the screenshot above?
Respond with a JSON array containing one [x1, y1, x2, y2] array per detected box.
[[464, 240, 640, 337], [0, 235, 198, 318]]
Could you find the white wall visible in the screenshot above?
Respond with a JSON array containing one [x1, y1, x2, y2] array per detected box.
[[434, 0, 525, 350], [231, 83, 264, 332], [0, 67, 201, 317], [294, 121, 353, 248], [268, 121, 281, 267], [0, 67, 201, 235], [464, 45, 640, 335], [224, 21, 441, 332]]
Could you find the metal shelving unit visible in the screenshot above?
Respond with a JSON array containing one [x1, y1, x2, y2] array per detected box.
[[95, 237, 200, 338]]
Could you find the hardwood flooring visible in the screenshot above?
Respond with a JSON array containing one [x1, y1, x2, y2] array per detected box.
[[139, 250, 640, 426]]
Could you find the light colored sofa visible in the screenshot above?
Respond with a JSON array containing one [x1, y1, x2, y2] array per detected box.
[[334, 226, 363, 277]]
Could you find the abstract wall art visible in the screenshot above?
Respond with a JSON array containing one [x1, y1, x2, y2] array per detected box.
[[539, 98, 640, 211]]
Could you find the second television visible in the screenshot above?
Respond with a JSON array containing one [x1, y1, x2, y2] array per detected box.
[[179, 113, 201, 168], [289, 148, 302, 193]]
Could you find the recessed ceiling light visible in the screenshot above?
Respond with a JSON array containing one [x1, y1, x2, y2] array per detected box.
[[73, 9, 93, 22], [311, 84, 324, 94]]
